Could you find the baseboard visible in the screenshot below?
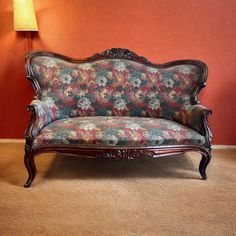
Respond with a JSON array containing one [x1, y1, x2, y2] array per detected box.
[[0, 139, 25, 143], [212, 145, 236, 149], [0, 139, 235, 149]]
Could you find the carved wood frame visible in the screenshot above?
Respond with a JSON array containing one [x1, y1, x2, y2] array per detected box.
[[24, 48, 212, 187]]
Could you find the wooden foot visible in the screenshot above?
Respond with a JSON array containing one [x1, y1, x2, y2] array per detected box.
[[199, 151, 211, 180], [24, 146, 36, 188]]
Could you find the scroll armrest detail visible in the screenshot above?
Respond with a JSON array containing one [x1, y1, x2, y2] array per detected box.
[[177, 104, 212, 144], [25, 100, 52, 139]]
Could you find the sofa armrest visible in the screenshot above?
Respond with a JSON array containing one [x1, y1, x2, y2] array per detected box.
[[177, 104, 212, 144], [25, 100, 52, 139]]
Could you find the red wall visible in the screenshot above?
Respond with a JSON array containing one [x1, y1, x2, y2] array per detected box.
[[0, 0, 236, 144]]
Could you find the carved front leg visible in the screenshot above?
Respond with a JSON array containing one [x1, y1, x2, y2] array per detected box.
[[24, 145, 36, 188], [199, 148, 212, 180]]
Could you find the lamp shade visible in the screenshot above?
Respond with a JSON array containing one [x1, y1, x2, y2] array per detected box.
[[13, 0, 38, 31]]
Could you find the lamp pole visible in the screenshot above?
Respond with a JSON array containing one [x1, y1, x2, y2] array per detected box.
[[26, 31, 32, 51]]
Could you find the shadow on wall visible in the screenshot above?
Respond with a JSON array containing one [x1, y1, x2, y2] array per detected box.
[[211, 81, 236, 144]]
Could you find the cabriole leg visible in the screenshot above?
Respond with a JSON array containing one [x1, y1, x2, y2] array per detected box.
[[199, 150, 211, 180], [24, 145, 36, 188]]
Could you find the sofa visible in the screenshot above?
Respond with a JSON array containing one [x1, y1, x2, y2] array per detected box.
[[24, 48, 212, 187]]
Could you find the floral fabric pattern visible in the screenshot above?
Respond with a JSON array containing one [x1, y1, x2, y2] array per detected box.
[[31, 56, 203, 126], [33, 116, 205, 147]]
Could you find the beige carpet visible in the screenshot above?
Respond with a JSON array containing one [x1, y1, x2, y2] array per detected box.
[[0, 143, 235, 236]]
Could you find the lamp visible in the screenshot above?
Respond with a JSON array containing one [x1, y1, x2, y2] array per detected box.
[[13, 0, 38, 51]]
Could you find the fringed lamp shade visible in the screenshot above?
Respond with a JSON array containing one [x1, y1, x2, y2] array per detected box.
[[13, 0, 38, 31]]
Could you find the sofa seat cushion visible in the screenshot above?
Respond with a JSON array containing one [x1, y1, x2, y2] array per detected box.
[[33, 116, 205, 147]]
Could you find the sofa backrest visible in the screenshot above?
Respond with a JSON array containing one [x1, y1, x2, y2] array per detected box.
[[26, 48, 207, 122]]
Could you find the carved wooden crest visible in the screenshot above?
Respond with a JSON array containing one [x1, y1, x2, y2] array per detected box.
[[97, 149, 155, 160], [91, 48, 151, 63]]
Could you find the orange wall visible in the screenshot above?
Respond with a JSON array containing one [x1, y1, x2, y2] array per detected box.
[[0, 0, 236, 144]]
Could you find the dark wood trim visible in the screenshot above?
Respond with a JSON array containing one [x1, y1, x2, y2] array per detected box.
[[24, 48, 212, 187], [25, 105, 37, 141], [31, 144, 211, 164]]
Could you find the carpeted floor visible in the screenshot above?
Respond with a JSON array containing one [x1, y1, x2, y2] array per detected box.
[[0, 143, 235, 236]]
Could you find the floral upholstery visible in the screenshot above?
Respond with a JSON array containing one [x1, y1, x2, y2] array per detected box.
[[33, 116, 205, 147], [30, 56, 204, 134]]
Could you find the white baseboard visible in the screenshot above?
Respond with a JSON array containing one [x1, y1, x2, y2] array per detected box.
[[212, 145, 236, 149], [0, 139, 25, 143]]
